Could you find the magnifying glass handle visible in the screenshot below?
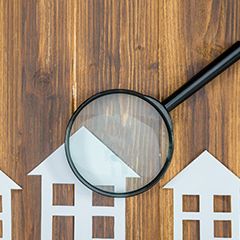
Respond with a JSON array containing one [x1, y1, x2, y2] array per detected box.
[[162, 41, 240, 112]]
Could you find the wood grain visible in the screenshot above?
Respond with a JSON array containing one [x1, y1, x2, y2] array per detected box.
[[0, 0, 239, 239], [182, 195, 199, 212], [52, 216, 74, 240], [183, 220, 200, 240], [53, 184, 75, 206], [92, 188, 114, 207], [214, 220, 232, 238], [214, 195, 231, 212], [0, 195, 2, 213], [0, 0, 23, 239], [0, 220, 2, 238], [92, 216, 114, 239], [159, 0, 240, 239]]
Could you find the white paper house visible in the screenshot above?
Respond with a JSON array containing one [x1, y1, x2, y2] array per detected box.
[[164, 150, 240, 239], [28, 127, 139, 240], [0, 170, 21, 239]]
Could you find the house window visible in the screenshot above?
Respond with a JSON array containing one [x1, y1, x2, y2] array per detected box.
[[92, 186, 115, 238], [0, 196, 2, 212], [92, 186, 114, 207], [52, 216, 74, 240], [182, 195, 199, 212], [214, 220, 231, 238], [183, 220, 200, 240], [52, 184, 75, 206], [214, 195, 231, 212], [0, 220, 2, 238], [92, 216, 114, 239]]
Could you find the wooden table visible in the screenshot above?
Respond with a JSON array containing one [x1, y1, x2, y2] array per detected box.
[[0, 0, 239, 239]]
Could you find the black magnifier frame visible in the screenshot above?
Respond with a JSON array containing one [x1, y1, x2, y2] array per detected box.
[[65, 89, 174, 198], [65, 41, 240, 198]]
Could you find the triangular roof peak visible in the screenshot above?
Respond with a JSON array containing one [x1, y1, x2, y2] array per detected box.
[[0, 170, 21, 190], [29, 126, 140, 183], [164, 150, 240, 193]]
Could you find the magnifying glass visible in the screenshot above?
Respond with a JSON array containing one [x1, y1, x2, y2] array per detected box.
[[65, 41, 240, 197]]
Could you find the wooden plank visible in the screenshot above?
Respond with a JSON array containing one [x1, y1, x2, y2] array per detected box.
[[21, 0, 74, 239], [92, 187, 114, 207], [183, 220, 200, 240], [53, 184, 75, 206], [214, 195, 231, 212], [214, 220, 232, 238], [0, 0, 23, 239], [52, 216, 74, 240], [159, 0, 240, 239], [0, 196, 2, 213], [182, 195, 199, 212], [0, 220, 2, 238], [76, 1, 160, 239], [0, 0, 239, 239], [92, 216, 114, 239]]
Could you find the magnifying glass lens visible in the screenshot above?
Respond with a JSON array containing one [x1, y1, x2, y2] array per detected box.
[[68, 93, 170, 194], [66, 42, 240, 196]]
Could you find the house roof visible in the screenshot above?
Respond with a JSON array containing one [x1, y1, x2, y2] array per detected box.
[[28, 126, 140, 185], [164, 150, 240, 193], [0, 170, 21, 190]]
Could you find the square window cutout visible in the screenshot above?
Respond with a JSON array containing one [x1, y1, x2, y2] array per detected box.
[[92, 186, 114, 207], [53, 184, 75, 206], [52, 216, 74, 240], [182, 195, 199, 212], [0, 196, 2, 212], [0, 220, 2, 238], [183, 220, 200, 240], [214, 220, 231, 238], [214, 195, 231, 212], [92, 216, 114, 239]]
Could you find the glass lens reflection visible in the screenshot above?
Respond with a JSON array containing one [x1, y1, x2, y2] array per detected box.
[[69, 94, 169, 193]]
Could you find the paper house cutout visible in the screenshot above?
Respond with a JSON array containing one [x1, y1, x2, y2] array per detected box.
[[28, 127, 139, 240], [0, 170, 21, 239], [68, 126, 140, 191], [164, 150, 240, 239]]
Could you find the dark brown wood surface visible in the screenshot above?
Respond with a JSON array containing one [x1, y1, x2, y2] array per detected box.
[[0, 0, 239, 239]]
